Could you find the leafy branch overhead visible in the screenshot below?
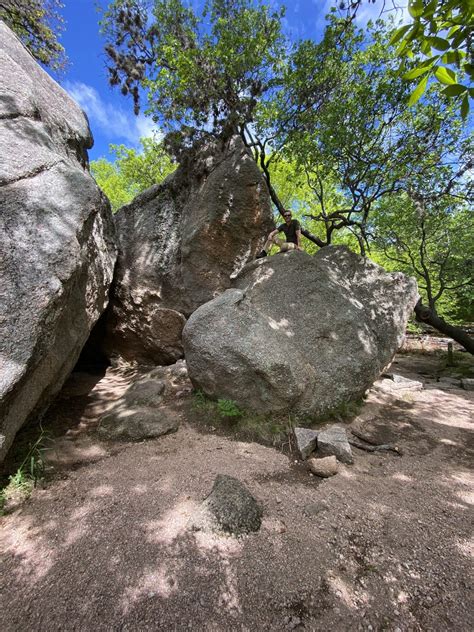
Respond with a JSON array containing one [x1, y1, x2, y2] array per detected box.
[[0, 0, 67, 69], [101, 0, 287, 135], [395, 0, 473, 117], [339, 0, 473, 117]]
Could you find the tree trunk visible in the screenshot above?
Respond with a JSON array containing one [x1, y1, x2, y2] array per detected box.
[[414, 299, 474, 355]]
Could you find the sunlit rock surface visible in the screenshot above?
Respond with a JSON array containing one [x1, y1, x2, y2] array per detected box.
[[183, 247, 418, 417], [0, 23, 117, 462], [106, 135, 274, 364]]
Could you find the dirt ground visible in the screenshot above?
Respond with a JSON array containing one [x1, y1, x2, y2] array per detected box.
[[0, 348, 473, 631]]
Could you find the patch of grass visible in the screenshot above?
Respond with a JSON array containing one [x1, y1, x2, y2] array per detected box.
[[190, 389, 296, 448], [439, 351, 474, 378], [190, 389, 363, 451], [0, 424, 50, 514], [217, 398, 243, 418], [233, 413, 295, 448]]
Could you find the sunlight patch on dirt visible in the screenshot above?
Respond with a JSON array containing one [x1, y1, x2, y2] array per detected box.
[[0, 516, 55, 582], [145, 498, 200, 545], [391, 473, 413, 482], [327, 573, 363, 610], [456, 538, 474, 559], [120, 563, 180, 614]]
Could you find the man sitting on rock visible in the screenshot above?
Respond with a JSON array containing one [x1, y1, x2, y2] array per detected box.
[[256, 209, 302, 258]]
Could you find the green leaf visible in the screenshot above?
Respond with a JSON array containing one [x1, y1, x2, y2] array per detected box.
[[403, 67, 430, 81], [434, 66, 457, 84], [442, 51, 464, 65], [469, 87, 474, 98], [420, 39, 432, 55], [422, 0, 438, 18], [461, 94, 469, 120], [408, 75, 429, 106], [441, 84, 467, 97], [403, 58, 437, 80], [408, 0, 424, 19], [396, 39, 409, 55], [389, 24, 411, 46], [447, 24, 461, 38], [452, 29, 467, 49], [463, 63, 474, 80], [428, 36, 450, 51]]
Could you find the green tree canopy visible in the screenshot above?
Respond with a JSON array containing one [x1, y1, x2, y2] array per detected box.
[[101, 0, 287, 137], [0, 0, 66, 69], [90, 135, 176, 212]]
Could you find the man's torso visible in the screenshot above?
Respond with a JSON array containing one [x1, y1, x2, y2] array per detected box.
[[278, 219, 300, 244]]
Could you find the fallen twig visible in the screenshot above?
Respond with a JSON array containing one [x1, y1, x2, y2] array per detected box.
[[348, 439, 402, 455]]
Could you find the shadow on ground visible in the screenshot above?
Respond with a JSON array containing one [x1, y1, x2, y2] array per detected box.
[[0, 352, 473, 631]]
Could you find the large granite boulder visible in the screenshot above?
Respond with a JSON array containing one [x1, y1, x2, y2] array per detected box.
[[183, 247, 418, 418], [105, 135, 274, 365], [0, 23, 117, 462]]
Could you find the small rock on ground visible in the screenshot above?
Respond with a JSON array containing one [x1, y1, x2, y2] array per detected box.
[[307, 455, 339, 478], [294, 427, 318, 460], [196, 474, 263, 536], [461, 378, 474, 391], [317, 425, 353, 464], [98, 408, 179, 441]]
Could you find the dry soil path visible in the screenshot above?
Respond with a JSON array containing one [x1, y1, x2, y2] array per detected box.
[[0, 353, 473, 631]]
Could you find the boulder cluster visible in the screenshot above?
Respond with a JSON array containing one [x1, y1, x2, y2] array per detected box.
[[0, 23, 419, 462]]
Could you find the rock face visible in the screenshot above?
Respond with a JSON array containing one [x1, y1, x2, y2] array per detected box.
[[183, 247, 418, 418], [0, 23, 117, 462], [106, 135, 274, 364]]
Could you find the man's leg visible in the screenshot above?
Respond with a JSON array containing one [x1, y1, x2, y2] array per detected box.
[[279, 242, 296, 252], [257, 234, 285, 258]]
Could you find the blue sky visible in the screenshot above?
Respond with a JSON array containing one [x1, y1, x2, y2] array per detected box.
[[57, 0, 407, 162]]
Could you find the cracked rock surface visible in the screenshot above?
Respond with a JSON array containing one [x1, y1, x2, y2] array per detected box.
[[0, 23, 116, 463]]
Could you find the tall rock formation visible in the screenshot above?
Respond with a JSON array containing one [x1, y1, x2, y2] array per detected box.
[[106, 135, 274, 365], [183, 247, 419, 418], [0, 22, 117, 462]]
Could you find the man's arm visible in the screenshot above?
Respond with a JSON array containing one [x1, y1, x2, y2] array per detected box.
[[293, 220, 302, 250], [296, 228, 302, 250]]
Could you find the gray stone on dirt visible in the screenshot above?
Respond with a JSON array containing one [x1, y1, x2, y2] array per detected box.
[[461, 378, 474, 391], [307, 455, 339, 478], [148, 359, 189, 383], [384, 373, 424, 389], [98, 407, 179, 441], [438, 377, 462, 389], [124, 380, 166, 407], [199, 474, 263, 536], [105, 135, 274, 364], [97, 362, 191, 441], [183, 246, 418, 418], [375, 374, 423, 394], [0, 23, 117, 464], [317, 425, 354, 464], [294, 427, 318, 460]]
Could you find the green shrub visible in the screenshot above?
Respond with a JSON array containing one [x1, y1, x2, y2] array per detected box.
[[217, 398, 243, 418]]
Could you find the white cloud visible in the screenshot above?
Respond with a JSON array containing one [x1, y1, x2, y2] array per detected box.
[[63, 81, 159, 146], [351, 0, 410, 27], [312, 0, 410, 29]]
